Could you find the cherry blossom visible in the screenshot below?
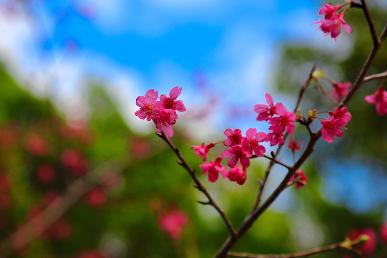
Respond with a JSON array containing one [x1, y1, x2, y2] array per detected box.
[[365, 87, 387, 116], [200, 158, 227, 183], [192, 143, 215, 161]]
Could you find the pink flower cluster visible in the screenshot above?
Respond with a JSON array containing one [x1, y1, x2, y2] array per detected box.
[[288, 169, 308, 189], [135, 86, 186, 138], [254, 93, 296, 146], [365, 87, 387, 116], [191, 93, 305, 185], [194, 127, 268, 185], [321, 107, 352, 143], [317, 3, 352, 39]]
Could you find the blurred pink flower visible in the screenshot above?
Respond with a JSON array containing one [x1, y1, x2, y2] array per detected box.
[[158, 209, 188, 240], [331, 82, 351, 101], [365, 87, 387, 116]]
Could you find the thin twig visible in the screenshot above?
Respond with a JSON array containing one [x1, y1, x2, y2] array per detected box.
[[262, 155, 291, 170], [227, 242, 342, 258], [157, 133, 237, 237], [362, 70, 387, 83], [360, 0, 380, 47]]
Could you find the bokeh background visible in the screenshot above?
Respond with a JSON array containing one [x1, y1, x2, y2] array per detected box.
[[0, 0, 386, 257]]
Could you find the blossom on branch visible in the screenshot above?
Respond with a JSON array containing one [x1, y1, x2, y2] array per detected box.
[[135, 86, 186, 138], [192, 143, 215, 161], [365, 87, 387, 116], [317, 3, 352, 39], [200, 158, 227, 183], [347, 228, 377, 255], [288, 169, 308, 189], [331, 81, 351, 101], [321, 106, 351, 143]]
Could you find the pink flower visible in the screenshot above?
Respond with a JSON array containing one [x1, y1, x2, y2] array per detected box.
[[222, 145, 250, 169], [347, 228, 377, 255], [158, 209, 188, 240], [61, 149, 88, 176], [192, 143, 215, 161], [288, 139, 301, 152], [321, 107, 351, 143], [288, 169, 308, 189], [135, 89, 158, 121], [269, 103, 296, 135], [318, 4, 352, 39], [380, 223, 387, 244], [319, 3, 342, 19], [36, 164, 55, 184], [254, 93, 278, 121], [85, 188, 106, 208], [226, 166, 247, 185], [365, 87, 387, 116], [241, 128, 266, 157], [224, 128, 243, 146], [200, 158, 227, 183], [266, 132, 285, 146], [329, 106, 352, 123], [160, 86, 186, 112], [153, 108, 178, 138], [331, 82, 351, 101]]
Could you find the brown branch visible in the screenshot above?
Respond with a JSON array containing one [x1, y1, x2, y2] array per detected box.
[[157, 133, 237, 237], [360, 0, 380, 47], [215, 20, 387, 258], [362, 70, 387, 83], [0, 157, 130, 257], [227, 242, 343, 258], [342, 23, 386, 106]]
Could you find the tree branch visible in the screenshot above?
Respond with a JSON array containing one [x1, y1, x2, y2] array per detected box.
[[360, 0, 380, 47], [362, 70, 387, 83], [215, 20, 387, 258], [157, 133, 237, 237], [227, 242, 343, 258]]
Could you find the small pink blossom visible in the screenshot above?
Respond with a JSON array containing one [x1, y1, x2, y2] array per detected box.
[[160, 86, 186, 112], [223, 128, 243, 146], [331, 82, 351, 101], [222, 145, 250, 169], [254, 93, 278, 121], [226, 166, 247, 185], [241, 128, 266, 157], [321, 107, 351, 143], [288, 139, 301, 152], [319, 3, 342, 19], [135, 89, 158, 121], [288, 169, 308, 189], [36, 164, 55, 184], [380, 223, 387, 244], [268, 103, 296, 135], [192, 143, 215, 161], [266, 132, 285, 146], [153, 108, 178, 138], [365, 87, 387, 116], [158, 209, 188, 240], [200, 158, 227, 183], [347, 228, 377, 255], [317, 4, 352, 39]]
